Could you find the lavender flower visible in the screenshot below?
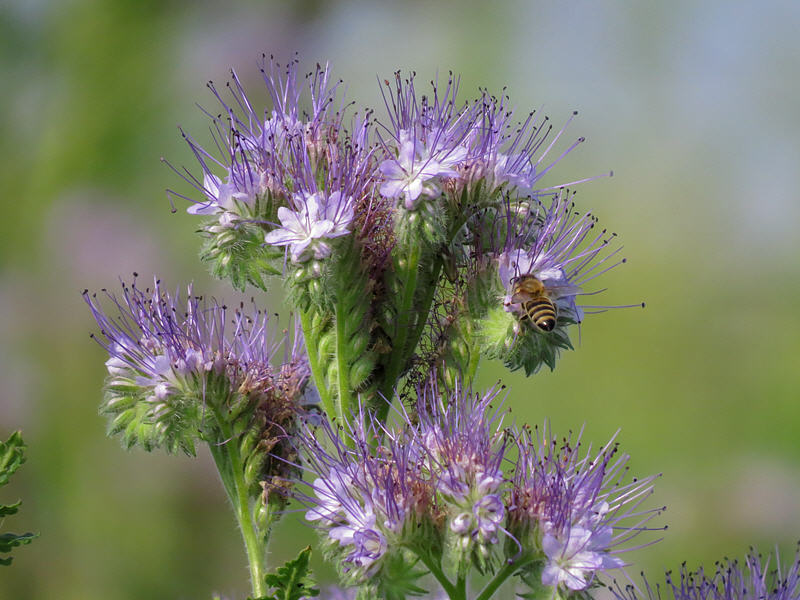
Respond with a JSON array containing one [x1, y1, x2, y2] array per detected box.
[[296, 409, 434, 581], [84, 276, 308, 454], [378, 129, 466, 209], [169, 56, 390, 290], [610, 547, 800, 600], [416, 380, 510, 554], [463, 96, 594, 195], [264, 191, 355, 263], [376, 72, 473, 209], [510, 425, 663, 592], [497, 191, 626, 327], [478, 190, 639, 375], [170, 57, 343, 215]]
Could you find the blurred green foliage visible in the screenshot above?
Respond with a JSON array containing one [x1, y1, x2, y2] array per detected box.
[[1, 0, 799, 598]]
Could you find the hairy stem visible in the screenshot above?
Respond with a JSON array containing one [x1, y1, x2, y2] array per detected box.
[[405, 257, 443, 369], [378, 243, 422, 411], [465, 320, 481, 384], [416, 552, 460, 600], [475, 556, 534, 600], [335, 298, 353, 423], [207, 412, 267, 598], [455, 572, 468, 599], [299, 308, 335, 418]]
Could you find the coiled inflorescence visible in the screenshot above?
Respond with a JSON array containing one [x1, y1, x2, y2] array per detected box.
[[82, 56, 680, 600], [84, 276, 309, 466], [295, 381, 661, 596], [169, 58, 632, 400], [610, 546, 800, 600]]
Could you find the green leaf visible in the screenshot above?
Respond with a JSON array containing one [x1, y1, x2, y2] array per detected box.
[[0, 500, 21, 517], [261, 546, 319, 600], [375, 551, 428, 600], [0, 532, 36, 565], [0, 431, 25, 487], [0, 432, 37, 566]]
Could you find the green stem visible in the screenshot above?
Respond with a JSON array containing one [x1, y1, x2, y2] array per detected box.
[[416, 552, 460, 600], [405, 257, 442, 367], [207, 413, 267, 598], [475, 556, 533, 600], [335, 298, 353, 423], [465, 320, 480, 385], [455, 573, 467, 599], [299, 309, 335, 418], [375, 211, 474, 415], [380, 243, 422, 397]]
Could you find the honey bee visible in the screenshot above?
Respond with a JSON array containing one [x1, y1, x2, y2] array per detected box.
[[509, 275, 558, 332]]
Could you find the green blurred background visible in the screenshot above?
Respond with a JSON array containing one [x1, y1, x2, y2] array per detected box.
[[1, 1, 799, 598]]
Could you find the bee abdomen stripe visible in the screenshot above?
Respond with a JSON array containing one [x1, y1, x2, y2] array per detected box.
[[528, 301, 555, 317]]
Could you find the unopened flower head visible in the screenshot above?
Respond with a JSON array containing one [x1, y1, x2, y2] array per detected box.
[[510, 424, 663, 591], [610, 546, 800, 600], [415, 380, 510, 550], [296, 408, 434, 581]]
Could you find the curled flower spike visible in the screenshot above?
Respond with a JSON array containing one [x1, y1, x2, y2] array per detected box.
[[510, 424, 664, 591], [497, 190, 627, 326], [83, 276, 309, 454], [463, 95, 588, 195], [609, 546, 800, 600], [168, 56, 344, 216]]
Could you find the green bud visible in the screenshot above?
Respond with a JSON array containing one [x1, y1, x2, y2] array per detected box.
[[227, 393, 255, 423], [349, 331, 370, 357], [243, 448, 267, 490], [448, 334, 471, 367], [349, 354, 376, 389], [238, 428, 260, 460], [318, 331, 336, 358], [254, 498, 274, 532]]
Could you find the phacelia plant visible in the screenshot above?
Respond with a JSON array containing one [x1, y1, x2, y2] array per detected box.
[[80, 55, 793, 600]]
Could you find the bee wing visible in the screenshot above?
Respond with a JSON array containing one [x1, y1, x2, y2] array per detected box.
[[509, 289, 530, 303], [544, 283, 583, 299]]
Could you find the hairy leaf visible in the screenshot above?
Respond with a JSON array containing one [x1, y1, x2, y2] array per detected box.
[[261, 546, 319, 600], [0, 432, 37, 566]]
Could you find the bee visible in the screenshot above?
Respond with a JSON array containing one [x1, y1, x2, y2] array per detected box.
[[509, 275, 558, 332]]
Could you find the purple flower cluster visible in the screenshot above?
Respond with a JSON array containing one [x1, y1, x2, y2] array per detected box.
[[85, 276, 299, 395], [174, 58, 595, 267], [375, 72, 590, 211], [171, 57, 372, 265], [510, 425, 663, 592], [296, 382, 660, 590], [296, 408, 432, 578], [170, 57, 629, 380], [611, 547, 800, 600], [416, 381, 509, 553], [84, 276, 308, 451], [497, 191, 630, 331]]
